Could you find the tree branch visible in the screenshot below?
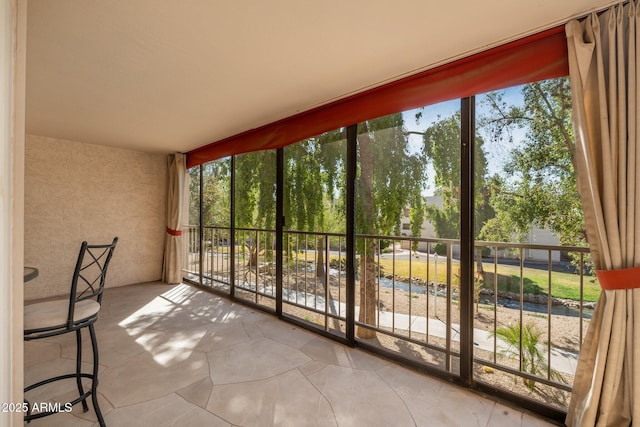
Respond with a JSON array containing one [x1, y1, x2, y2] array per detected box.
[[531, 83, 577, 170]]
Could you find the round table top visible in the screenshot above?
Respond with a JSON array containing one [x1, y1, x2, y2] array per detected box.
[[24, 267, 39, 282]]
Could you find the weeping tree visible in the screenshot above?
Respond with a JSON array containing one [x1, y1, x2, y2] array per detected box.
[[235, 150, 277, 266], [421, 113, 493, 273], [355, 115, 427, 339], [211, 116, 426, 340], [282, 119, 426, 339], [283, 130, 347, 278], [229, 133, 348, 274]]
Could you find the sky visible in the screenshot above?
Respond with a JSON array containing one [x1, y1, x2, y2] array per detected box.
[[402, 85, 528, 196]]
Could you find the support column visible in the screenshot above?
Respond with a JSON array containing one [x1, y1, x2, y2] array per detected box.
[[459, 96, 475, 384]]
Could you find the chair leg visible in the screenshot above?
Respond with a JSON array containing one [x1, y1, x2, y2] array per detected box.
[[75, 329, 89, 412], [89, 324, 106, 427]]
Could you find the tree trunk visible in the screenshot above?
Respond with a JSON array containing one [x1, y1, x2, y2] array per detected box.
[[356, 123, 377, 339], [358, 241, 377, 339], [475, 247, 484, 274], [246, 244, 258, 267], [475, 249, 484, 316], [316, 236, 325, 279]]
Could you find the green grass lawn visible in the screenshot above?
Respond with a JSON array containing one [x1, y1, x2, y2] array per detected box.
[[481, 264, 600, 302], [239, 248, 600, 303], [374, 258, 600, 302]]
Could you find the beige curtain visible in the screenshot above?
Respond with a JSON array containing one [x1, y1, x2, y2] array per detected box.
[[162, 153, 186, 284], [566, 3, 640, 426]]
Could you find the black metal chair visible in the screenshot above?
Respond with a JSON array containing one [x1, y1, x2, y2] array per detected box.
[[24, 238, 118, 426]]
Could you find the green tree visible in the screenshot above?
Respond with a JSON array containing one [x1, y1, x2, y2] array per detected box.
[[198, 117, 427, 340], [235, 150, 277, 267], [283, 130, 347, 277], [479, 78, 584, 247], [356, 115, 427, 339], [188, 159, 232, 227], [422, 113, 493, 272], [264, 118, 426, 340], [235, 150, 277, 229], [188, 166, 200, 225]]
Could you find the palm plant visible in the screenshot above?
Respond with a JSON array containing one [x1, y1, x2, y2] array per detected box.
[[491, 322, 566, 391]]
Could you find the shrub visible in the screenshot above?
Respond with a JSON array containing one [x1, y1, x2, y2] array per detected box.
[[490, 323, 566, 391]]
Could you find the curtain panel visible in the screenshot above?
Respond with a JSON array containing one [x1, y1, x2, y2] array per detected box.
[[162, 153, 186, 284], [566, 3, 640, 425]]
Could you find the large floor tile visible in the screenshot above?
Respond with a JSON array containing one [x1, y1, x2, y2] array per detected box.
[[376, 363, 445, 398], [208, 337, 311, 384], [193, 322, 252, 353], [99, 349, 209, 407], [257, 317, 316, 348], [305, 364, 415, 426], [428, 383, 497, 426], [177, 377, 213, 409], [20, 410, 97, 427], [298, 337, 353, 368], [57, 325, 145, 368], [105, 393, 230, 426], [206, 369, 336, 426]]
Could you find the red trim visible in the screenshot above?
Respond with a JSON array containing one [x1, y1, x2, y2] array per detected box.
[[166, 227, 183, 237], [187, 26, 568, 168], [596, 267, 640, 290]]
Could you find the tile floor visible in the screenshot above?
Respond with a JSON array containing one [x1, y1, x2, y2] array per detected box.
[[24, 282, 559, 426]]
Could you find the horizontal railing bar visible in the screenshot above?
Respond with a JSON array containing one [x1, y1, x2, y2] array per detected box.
[[233, 284, 277, 300], [354, 320, 461, 358], [284, 230, 347, 238], [356, 234, 460, 245], [282, 300, 346, 321], [474, 358, 573, 392], [475, 240, 589, 252], [187, 225, 590, 253]]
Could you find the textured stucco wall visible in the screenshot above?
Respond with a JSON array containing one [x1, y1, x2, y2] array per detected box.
[[24, 134, 167, 300]]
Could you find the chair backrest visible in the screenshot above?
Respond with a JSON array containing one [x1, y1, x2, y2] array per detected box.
[[67, 238, 118, 324]]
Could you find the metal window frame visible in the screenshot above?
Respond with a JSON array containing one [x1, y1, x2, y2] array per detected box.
[[187, 104, 569, 424]]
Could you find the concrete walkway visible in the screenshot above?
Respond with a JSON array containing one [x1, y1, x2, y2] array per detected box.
[[373, 308, 578, 376], [277, 286, 579, 376]]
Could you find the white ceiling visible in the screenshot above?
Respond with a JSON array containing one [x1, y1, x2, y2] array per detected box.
[[25, 0, 615, 154]]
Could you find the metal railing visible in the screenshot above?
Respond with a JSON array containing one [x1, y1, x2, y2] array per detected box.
[[471, 242, 591, 410], [183, 225, 593, 412], [353, 234, 460, 373], [183, 225, 233, 292]]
